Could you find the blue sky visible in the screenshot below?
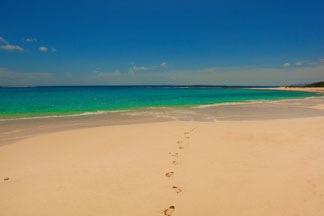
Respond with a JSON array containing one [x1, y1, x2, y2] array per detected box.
[[1, 0, 324, 86]]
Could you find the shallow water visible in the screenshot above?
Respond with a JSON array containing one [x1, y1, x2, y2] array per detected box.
[[0, 86, 320, 119], [1, 96, 324, 145]]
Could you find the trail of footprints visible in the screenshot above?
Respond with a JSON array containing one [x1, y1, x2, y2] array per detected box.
[[162, 128, 195, 216]]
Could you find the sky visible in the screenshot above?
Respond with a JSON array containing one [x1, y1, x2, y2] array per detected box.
[[1, 0, 324, 86]]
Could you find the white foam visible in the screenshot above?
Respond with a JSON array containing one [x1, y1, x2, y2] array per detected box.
[[0, 110, 128, 121], [195, 101, 263, 108]]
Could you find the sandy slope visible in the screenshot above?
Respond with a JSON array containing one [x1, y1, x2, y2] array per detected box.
[[1, 118, 324, 216]]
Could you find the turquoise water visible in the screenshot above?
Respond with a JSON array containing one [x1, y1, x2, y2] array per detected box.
[[0, 86, 320, 119]]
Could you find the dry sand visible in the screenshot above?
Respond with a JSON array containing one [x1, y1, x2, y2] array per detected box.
[[312, 104, 324, 110], [1, 117, 324, 216]]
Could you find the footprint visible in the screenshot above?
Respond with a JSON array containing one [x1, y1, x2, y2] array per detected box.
[[172, 186, 182, 194], [171, 153, 179, 157], [172, 161, 179, 165], [165, 172, 174, 177], [185, 136, 190, 139], [163, 206, 175, 216], [190, 128, 196, 132], [184, 132, 189, 135], [177, 140, 183, 144], [3, 177, 9, 181], [179, 146, 184, 150]]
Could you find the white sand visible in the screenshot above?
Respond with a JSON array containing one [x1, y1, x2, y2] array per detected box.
[[1, 117, 324, 215]]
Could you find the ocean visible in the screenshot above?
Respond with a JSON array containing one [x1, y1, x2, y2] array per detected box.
[[0, 86, 320, 119]]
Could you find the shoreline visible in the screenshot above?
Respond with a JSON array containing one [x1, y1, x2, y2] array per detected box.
[[1, 87, 322, 121], [1, 95, 324, 146]]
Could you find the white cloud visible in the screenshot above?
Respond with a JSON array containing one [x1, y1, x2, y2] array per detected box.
[[283, 62, 291, 67], [93, 67, 101, 73], [131, 65, 159, 72], [92, 68, 121, 77], [0, 44, 24, 51], [96, 69, 121, 77], [128, 65, 146, 74], [133, 66, 146, 70], [128, 65, 156, 74], [51, 48, 56, 52], [3, 61, 324, 86], [39, 46, 48, 52], [0, 36, 24, 51], [295, 58, 324, 66], [0, 37, 9, 44], [24, 38, 37, 42], [78, 64, 320, 86], [126, 62, 168, 75]]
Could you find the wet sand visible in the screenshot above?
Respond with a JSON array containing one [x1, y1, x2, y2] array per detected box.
[[1, 95, 324, 145]]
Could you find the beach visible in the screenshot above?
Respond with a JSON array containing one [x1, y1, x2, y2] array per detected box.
[[2, 0, 324, 214], [1, 89, 324, 215]]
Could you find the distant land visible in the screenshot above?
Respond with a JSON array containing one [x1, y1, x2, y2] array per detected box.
[[289, 81, 324, 88], [1, 82, 323, 88], [304, 81, 324, 87], [0, 85, 280, 88]]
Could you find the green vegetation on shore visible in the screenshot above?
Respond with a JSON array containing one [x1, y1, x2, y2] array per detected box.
[[287, 81, 324, 88], [304, 81, 324, 87]]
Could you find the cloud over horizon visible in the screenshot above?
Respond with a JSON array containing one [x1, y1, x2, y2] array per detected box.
[[2, 59, 324, 86], [296, 61, 303, 66], [0, 36, 24, 51], [128, 62, 167, 74], [39, 46, 48, 52], [0, 68, 52, 86]]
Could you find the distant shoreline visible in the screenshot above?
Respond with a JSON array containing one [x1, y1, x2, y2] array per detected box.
[[0, 85, 280, 89], [250, 86, 324, 93]]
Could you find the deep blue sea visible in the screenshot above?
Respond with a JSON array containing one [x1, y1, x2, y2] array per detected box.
[[0, 86, 320, 119]]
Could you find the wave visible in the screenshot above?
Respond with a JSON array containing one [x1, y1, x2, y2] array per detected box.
[[0, 110, 129, 121]]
